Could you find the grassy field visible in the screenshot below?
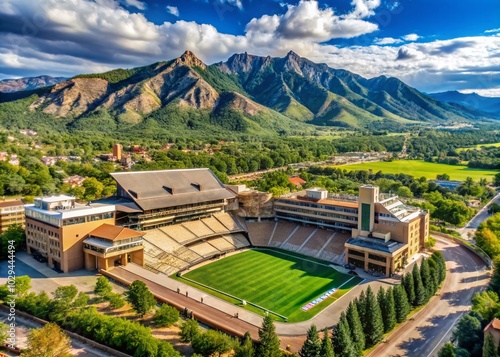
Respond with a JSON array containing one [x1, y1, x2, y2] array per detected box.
[[456, 142, 500, 152], [338, 160, 498, 182], [176, 249, 363, 322]]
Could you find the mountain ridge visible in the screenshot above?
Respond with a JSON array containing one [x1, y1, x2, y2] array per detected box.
[[0, 75, 66, 93], [0, 51, 497, 136]]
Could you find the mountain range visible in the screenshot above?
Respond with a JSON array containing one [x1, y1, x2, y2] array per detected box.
[[428, 91, 500, 117], [0, 51, 497, 136], [0, 75, 66, 93]]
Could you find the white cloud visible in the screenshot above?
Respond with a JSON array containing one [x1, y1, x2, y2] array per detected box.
[[485, 28, 500, 34], [403, 33, 420, 41], [215, 0, 243, 10], [121, 0, 146, 10], [166, 6, 179, 17], [460, 88, 500, 97], [248, 0, 379, 42], [374, 37, 402, 45]]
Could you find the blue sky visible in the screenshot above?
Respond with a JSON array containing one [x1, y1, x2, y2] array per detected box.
[[0, 0, 499, 95]]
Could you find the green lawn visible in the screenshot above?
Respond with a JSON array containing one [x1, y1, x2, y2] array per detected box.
[[338, 160, 498, 182], [456, 142, 500, 152], [175, 249, 363, 322]]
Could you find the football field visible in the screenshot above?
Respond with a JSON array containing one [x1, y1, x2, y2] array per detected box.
[[177, 249, 363, 322]]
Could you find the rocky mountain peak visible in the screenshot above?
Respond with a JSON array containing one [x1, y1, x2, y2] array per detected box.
[[176, 50, 206, 69]]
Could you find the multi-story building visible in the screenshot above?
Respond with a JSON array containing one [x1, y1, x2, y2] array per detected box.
[[0, 199, 25, 233], [274, 185, 429, 276], [113, 143, 123, 161], [100, 169, 236, 230], [83, 223, 144, 271], [25, 195, 115, 272]]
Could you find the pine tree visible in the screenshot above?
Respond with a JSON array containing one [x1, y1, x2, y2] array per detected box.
[[402, 272, 416, 306], [438, 342, 456, 357], [393, 284, 410, 323], [356, 292, 367, 331], [490, 258, 500, 297], [299, 324, 321, 357], [483, 333, 499, 357], [257, 315, 281, 357], [332, 312, 357, 357], [413, 264, 426, 306], [420, 259, 433, 302], [432, 251, 446, 284], [346, 300, 365, 355], [320, 328, 335, 357], [427, 258, 440, 295], [382, 287, 397, 333], [94, 275, 112, 299], [364, 286, 385, 348], [235, 332, 255, 357]]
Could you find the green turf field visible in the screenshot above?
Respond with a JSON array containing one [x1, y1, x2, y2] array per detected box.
[[176, 249, 363, 322], [338, 160, 498, 182]]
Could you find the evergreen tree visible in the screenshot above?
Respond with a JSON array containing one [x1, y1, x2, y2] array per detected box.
[[257, 315, 281, 357], [428, 258, 440, 295], [364, 286, 385, 348], [356, 292, 367, 331], [320, 328, 335, 357], [420, 259, 434, 302], [346, 300, 365, 355], [382, 287, 397, 333], [452, 312, 483, 357], [299, 324, 321, 357], [483, 333, 499, 357], [393, 285, 410, 323], [432, 251, 447, 284], [413, 264, 427, 306], [402, 272, 416, 306], [332, 312, 357, 357], [438, 342, 456, 357], [490, 258, 500, 297], [235, 332, 255, 357], [124, 280, 156, 317], [94, 275, 112, 299]]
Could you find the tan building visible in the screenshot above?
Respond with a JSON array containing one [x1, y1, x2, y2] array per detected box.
[[274, 185, 429, 276], [0, 199, 25, 233], [484, 318, 500, 348], [113, 143, 123, 161], [25, 195, 115, 272], [83, 224, 144, 271]]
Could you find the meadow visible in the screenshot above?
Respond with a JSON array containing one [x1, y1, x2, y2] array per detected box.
[[338, 160, 498, 182], [176, 249, 363, 322], [456, 142, 500, 153]]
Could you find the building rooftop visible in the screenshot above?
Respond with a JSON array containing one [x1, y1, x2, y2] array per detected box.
[[25, 201, 115, 219], [111, 168, 235, 211], [0, 199, 24, 208], [36, 194, 74, 203], [88, 224, 143, 241], [346, 236, 407, 254]]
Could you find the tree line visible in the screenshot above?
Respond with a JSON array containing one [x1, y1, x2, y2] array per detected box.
[[298, 252, 446, 357]]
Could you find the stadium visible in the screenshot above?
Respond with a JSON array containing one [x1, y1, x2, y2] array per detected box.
[[26, 168, 428, 325]]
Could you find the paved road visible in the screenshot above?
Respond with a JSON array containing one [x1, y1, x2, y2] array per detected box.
[[367, 237, 489, 357], [458, 193, 500, 240]]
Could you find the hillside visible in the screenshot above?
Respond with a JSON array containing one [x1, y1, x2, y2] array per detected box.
[[429, 91, 500, 117], [0, 51, 496, 138], [0, 75, 66, 93]]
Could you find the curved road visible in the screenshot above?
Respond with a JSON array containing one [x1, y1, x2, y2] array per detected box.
[[367, 236, 489, 357]]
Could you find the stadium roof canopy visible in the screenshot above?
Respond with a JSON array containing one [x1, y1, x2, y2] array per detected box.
[[111, 168, 235, 211]]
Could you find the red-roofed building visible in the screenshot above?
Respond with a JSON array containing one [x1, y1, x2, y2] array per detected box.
[[83, 223, 144, 271], [484, 318, 500, 348], [288, 176, 306, 187]]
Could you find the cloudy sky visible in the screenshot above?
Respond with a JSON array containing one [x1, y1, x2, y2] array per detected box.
[[0, 0, 499, 95]]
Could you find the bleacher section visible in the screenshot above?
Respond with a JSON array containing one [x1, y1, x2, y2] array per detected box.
[[141, 213, 251, 275], [270, 222, 299, 246], [159, 225, 196, 244], [189, 242, 220, 258], [247, 221, 349, 265], [215, 213, 242, 231], [182, 220, 215, 238]]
